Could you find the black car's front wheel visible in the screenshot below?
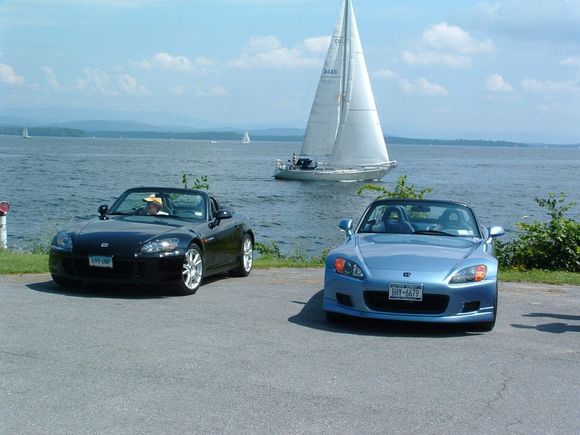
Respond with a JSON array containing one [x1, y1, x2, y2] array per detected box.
[[176, 245, 203, 295], [230, 234, 253, 277]]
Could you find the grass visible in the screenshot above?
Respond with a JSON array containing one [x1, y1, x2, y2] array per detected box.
[[0, 250, 50, 274], [1, 250, 578, 286], [500, 269, 580, 286]]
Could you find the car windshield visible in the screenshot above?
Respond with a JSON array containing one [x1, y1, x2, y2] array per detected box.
[[109, 190, 206, 221], [359, 201, 480, 238]]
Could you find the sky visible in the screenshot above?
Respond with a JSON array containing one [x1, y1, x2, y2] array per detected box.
[[1, 0, 580, 143]]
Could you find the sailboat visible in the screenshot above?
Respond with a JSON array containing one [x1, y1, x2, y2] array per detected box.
[[242, 130, 251, 144], [274, 0, 396, 181], [22, 127, 30, 138]]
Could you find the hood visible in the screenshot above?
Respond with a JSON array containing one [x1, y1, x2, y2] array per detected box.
[[357, 234, 481, 272], [73, 216, 184, 254]]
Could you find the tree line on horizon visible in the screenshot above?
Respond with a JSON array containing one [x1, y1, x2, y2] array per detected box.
[[5, 125, 575, 147]]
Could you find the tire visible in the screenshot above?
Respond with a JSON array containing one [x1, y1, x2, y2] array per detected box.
[[51, 275, 79, 289], [230, 234, 253, 277], [325, 311, 345, 323], [470, 289, 498, 332], [176, 245, 203, 296]]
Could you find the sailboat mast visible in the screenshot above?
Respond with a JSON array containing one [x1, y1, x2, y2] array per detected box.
[[339, 0, 349, 115]]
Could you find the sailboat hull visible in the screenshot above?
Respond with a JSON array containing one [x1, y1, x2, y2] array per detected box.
[[274, 161, 397, 182]]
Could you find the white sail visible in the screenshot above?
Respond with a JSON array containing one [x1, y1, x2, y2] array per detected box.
[[300, 2, 346, 157], [329, 0, 390, 166], [242, 130, 251, 144], [22, 127, 29, 138]]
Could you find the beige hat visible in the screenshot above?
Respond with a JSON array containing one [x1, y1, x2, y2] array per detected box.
[[144, 194, 163, 207]]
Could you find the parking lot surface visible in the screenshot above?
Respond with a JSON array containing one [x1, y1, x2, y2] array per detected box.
[[1, 270, 579, 434]]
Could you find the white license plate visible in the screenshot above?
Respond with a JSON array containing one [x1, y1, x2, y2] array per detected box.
[[388, 283, 423, 301], [88, 255, 113, 268]]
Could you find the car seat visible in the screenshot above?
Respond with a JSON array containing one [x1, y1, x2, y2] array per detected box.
[[382, 206, 414, 234]]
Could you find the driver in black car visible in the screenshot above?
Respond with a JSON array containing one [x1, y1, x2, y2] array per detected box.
[[143, 194, 168, 216]]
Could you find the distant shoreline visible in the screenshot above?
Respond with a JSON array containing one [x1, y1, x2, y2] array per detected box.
[[1, 126, 579, 148]]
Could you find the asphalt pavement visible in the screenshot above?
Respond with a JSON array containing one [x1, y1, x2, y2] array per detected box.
[[1, 270, 579, 434]]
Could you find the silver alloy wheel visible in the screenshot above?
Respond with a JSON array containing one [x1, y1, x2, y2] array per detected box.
[[242, 236, 253, 272], [182, 247, 203, 290]]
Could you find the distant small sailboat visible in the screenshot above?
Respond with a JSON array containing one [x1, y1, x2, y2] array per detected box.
[[274, 0, 396, 181], [22, 127, 30, 138], [242, 130, 251, 144], [209, 140, 219, 144]]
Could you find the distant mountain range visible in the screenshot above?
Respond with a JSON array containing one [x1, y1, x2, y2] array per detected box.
[[1, 108, 578, 147]]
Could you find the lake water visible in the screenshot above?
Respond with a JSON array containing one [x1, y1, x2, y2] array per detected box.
[[0, 135, 578, 254]]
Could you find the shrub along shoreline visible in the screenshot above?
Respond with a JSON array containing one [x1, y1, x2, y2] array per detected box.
[[0, 250, 578, 286]]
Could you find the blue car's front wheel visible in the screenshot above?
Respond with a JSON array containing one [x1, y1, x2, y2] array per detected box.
[[470, 288, 498, 332]]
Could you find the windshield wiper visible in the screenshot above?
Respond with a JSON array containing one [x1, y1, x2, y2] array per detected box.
[[414, 230, 458, 237]]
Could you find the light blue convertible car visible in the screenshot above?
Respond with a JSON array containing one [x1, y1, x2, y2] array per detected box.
[[323, 199, 505, 331]]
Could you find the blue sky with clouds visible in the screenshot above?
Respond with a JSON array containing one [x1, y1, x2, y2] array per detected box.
[[1, 0, 579, 143]]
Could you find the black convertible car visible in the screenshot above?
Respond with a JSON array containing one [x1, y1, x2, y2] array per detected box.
[[49, 187, 254, 295]]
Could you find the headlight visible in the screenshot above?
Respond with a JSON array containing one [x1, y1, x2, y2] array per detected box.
[[334, 257, 365, 279], [140, 238, 180, 254], [450, 265, 487, 284], [52, 231, 73, 251]]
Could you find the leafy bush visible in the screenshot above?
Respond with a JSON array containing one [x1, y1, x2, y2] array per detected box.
[[495, 193, 579, 272], [181, 174, 209, 190], [255, 241, 329, 266], [357, 175, 432, 199], [255, 241, 285, 259]]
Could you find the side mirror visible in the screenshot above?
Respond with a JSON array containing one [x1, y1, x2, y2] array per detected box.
[[98, 204, 109, 220], [210, 209, 232, 228], [216, 210, 232, 220], [489, 226, 505, 238], [339, 218, 353, 238]]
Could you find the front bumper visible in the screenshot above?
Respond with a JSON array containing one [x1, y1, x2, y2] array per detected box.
[[323, 268, 496, 324], [49, 249, 183, 287]]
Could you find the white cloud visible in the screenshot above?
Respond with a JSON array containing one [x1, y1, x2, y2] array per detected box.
[[403, 22, 494, 68], [402, 50, 471, 68], [194, 56, 215, 68], [372, 69, 397, 79], [561, 55, 580, 67], [152, 52, 193, 72], [423, 23, 494, 54], [303, 36, 330, 54], [169, 85, 187, 96], [476, 2, 501, 21], [76, 68, 148, 95], [0, 63, 26, 86], [116, 74, 148, 95], [129, 59, 152, 70], [486, 74, 514, 92], [399, 78, 448, 96], [229, 36, 321, 69], [41, 66, 62, 91], [522, 78, 580, 92], [131, 53, 216, 72], [194, 85, 229, 97]]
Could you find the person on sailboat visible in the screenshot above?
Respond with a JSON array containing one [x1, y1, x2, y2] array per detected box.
[[292, 153, 297, 169]]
